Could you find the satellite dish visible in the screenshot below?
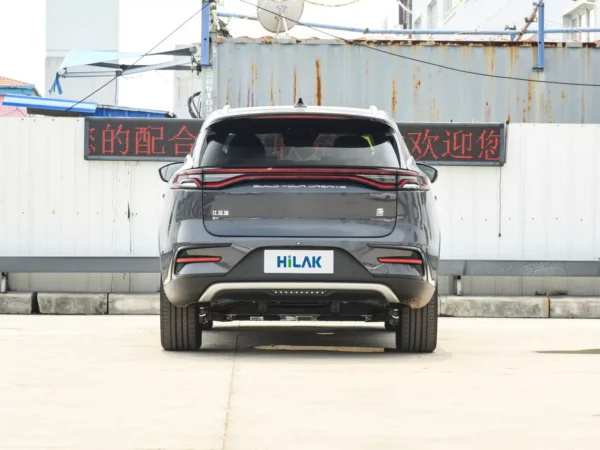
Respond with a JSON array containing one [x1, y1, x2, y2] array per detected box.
[[257, 0, 305, 37]]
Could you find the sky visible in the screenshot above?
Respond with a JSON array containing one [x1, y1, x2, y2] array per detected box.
[[0, 0, 399, 111]]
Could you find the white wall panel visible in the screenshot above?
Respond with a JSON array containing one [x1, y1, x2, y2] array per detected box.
[[0, 117, 165, 292], [0, 118, 165, 257], [1, 119, 599, 294]]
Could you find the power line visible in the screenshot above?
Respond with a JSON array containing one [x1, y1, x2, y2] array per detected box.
[[65, 1, 212, 113], [241, 0, 600, 87], [269, 0, 361, 6], [305, 0, 362, 6]]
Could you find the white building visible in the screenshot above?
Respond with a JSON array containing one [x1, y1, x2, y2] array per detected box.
[[410, 0, 598, 41], [46, 0, 121, 105]]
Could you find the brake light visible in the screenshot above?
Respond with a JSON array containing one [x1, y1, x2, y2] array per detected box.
[[171, 168, 400, 190], [170, 168, 430, 191], [176, 256, 221, 263], [377, 257, 422, 264]]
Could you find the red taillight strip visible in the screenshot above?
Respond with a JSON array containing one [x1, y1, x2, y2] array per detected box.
[[202, 168, 399, 190], [176, 256, 222, 263], [170, 168, 429, 191], [204, 174, 397, 190], [203, 168, 398, 175], [170, 169, 203, 189], [377, 257, 423, 264]]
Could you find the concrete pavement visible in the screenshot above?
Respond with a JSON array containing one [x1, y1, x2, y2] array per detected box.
[[0, 317, 599, 450]]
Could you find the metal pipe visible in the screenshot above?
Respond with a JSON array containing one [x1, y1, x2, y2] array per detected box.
[[122, 59, 192, 76], [217, 11, 600, 36], [62, 71, 119, 78], [543, 27, 600, 33], [217, 12, 520, 35], [535, 1, 545, 71], [201, 1, 211, 66]]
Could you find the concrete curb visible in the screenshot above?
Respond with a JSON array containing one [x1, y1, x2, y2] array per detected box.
[[2, 292, 600, 318], [440, 296, 550, 318], [550, 297, 600, 319], [0, 292, 35, 314], [108, 293, 159, 315], [37, 293, 108, 315]]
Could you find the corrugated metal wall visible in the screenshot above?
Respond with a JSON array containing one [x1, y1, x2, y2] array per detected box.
[[0, 117, 163, 293], [434, 123, 600, 296], [214, 39, 600, 124], [435, 123, 600, 261], [1, 118, 599, 295]]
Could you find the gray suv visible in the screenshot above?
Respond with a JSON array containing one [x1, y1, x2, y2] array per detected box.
[[158, 101, 441, 353]]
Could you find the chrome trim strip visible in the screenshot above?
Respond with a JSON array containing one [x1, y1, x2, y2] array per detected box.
[[198, 282, 400, 303]]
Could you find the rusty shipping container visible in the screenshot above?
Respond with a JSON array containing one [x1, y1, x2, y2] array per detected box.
[[210, 38, 600, 124]]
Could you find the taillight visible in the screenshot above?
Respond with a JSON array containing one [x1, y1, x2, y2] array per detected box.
[[397, 170, 430, 191], [377, 257, 422, 264], [170, 168, 430, 191], [176, 256, 221, 263], [174, 252, 222, 274], [170, 169, 203, 189], [202, 168, 401, 190]]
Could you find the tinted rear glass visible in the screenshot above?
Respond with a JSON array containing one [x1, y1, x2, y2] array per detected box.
[[199, 117, 400, 168]]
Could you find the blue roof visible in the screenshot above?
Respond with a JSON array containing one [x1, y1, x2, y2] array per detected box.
[[2, 94, 97, 114], [1, 94, 175, 118], [0, 85, 40, 97]]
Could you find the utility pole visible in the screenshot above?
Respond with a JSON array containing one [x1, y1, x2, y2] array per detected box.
[[515, 0, 544, 42], [398, 0, 413, 30]]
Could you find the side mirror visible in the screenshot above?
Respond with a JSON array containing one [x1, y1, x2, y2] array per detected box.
[[417, 163, 438, 183], [158, 162, 184, 183]]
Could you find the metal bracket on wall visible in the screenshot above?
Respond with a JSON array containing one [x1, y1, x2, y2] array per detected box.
[[453, 276, 463, 296], [0, 273, 7, 294], [533, 1, 545, 72], [201, 1, 213, 67]]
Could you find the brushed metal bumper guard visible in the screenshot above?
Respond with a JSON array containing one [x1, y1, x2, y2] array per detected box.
[[198, 282, 400, 304]]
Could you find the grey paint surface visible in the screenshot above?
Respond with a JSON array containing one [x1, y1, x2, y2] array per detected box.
[[1, 316, 599, 449], [215, 39, 600, 123]]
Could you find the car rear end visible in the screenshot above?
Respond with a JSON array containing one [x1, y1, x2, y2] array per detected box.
[[158, 106, 440, 353]]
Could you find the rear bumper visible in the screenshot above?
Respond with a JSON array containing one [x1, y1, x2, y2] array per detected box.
[[164, 273, 435, 309], [160, 237, 438, 310]]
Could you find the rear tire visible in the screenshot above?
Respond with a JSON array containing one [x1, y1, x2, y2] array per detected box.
[[160, 281, 202, 351], [395, 288, 438, 353]]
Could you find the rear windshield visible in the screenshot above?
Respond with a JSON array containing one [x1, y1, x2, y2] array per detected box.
[[198, 117, 401, 168]]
